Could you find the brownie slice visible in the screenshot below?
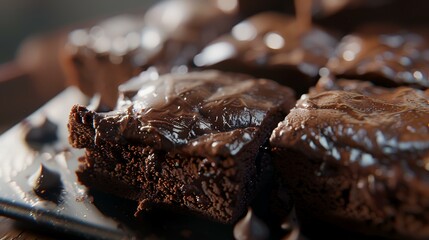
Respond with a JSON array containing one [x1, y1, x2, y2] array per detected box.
[[68, 70, 295, 224], [193, 12, 339, 96], [61, 0, 240, 108], [270, 87, 429, 238], [326, 25, 429, 89]]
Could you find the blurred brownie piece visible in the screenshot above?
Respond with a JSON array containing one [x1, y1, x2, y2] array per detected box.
[[194, 12, 339, 96], [68, 70, 295, 224], [61, 0, 240, 107], [326, 25, 429, 89], [237, 0, 288, 17], [315, 0, 429, 32]]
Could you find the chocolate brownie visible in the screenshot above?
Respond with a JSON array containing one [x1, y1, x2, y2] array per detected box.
[[68, 70, 295, 224], [326, 25, 429, 89], [193, 12, 339, 96], [270, 87, 429, 238], [61, 0, 240, 107]]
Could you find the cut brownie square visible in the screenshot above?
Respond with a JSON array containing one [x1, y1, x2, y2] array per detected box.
[[270, 87, 429, 238], [68, 70, 295, 224], [193, 12, 339, 96], [61, 0, 240, 108]]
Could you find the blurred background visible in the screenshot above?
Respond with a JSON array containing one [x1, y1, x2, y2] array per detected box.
[[0, 0, 155, 63], [0, 0, 156, 132]]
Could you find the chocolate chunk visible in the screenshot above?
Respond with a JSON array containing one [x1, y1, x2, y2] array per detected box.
[[24, 117, 58, 150], [33, 164, 64, 204], [233, 208, 270, 240]]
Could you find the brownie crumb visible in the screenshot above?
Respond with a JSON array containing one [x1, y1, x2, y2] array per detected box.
[[24, 117, 58, 150]]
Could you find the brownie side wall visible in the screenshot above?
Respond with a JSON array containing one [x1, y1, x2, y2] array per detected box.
[[76, 139, 257, 224], [272, 148, 429, 239]]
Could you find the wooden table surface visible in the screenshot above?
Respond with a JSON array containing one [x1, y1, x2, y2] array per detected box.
[[0, 217, 54, 240]]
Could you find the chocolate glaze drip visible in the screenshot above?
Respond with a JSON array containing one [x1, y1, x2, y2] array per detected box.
[[76, 70, 295, 154], [315, 0, 429, 32], [24, 117, 58, 150], [327, 25, 429, 89], [233, 208, 270, 240], [311, 0, 389, 18], [194, 12, 338, 95], [237, 0, 290, 17], [33, 164, 64, 204]]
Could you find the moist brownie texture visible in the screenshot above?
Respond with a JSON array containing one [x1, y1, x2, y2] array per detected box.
[[326, 25, 429, 89], [61, 0, 240, 108], [68, 70, 295, 224], [193, 12, 338, 96], [270, 87, 429, 239]]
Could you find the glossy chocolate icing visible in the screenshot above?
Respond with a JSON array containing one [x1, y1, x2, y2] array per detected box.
[[63, 0, 240, 107], [193, 12, 338, 95], [80, 70, 295, 154], [272, 87, 429, 174], [33, 164, 64, 204], [270, 87, 429, 237], [327, 25, 429, 89]]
